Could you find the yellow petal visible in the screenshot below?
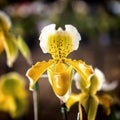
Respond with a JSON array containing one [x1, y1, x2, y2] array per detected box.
[[0, 72, 28, 118], [26, 60, 54, 90], [97, 94, 112, 115], [66, 93, 80, 110], [0, 95, 16, 113], [0, 41, 4, 53], [0, 72, 27, 97], [3, 32, 18, 67], [0, 30, 4, 53], [89, 75, 100, 95], [47, 61, 73, 97], [74, 73, 89, 93], [66, 59, 93, 88], [0, 11, 11, 31]]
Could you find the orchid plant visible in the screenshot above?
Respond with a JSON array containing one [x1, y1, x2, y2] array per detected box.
[[25, 23, 118, 120], [0, 9, 116, 119], [0, 11, 32, 67], [0, 10, 31, 119], [26, 24, 93, 103], [66, 68, 113, 120]]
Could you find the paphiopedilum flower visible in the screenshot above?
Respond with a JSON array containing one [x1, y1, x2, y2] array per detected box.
[[66, 68, 113, 120], [26, 24, 93, 102], [0, 72, 28, 118], [0, 11, 32, 67]]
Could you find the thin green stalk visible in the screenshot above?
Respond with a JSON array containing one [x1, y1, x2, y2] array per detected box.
[[61, 102, 68, 120], [33, 82, 39, 120]]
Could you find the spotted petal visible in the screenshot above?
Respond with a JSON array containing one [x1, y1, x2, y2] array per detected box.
[[26, 60, 54, 90], [39, 24, 81, 59]]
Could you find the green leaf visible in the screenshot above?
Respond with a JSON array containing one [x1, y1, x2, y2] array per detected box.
[[16, 35, 32, 65], [88, 96, 98, 120], [79, 104, 88, 120], [80, 94, 99, 120]]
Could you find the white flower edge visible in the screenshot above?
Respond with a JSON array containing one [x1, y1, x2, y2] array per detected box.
[[74, 68, 118, 92], [26, 68, 34, 91], [94, 68, 106, 91], [73, 72, 81, 89], [94, 68, 118, 91], [39, 24, 81, 53], [65, 24, 81, 50], [39, 24, 56, 53], [73, 68, 105, 91]]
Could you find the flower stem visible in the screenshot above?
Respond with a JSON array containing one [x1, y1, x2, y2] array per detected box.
[[77, 112, 80, 120], [61, 102, 68, 120], [33, 82, 39, 120]]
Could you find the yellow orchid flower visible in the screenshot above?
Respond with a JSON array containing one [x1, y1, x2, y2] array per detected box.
[[66, 68, 113, 120], [26, 24, 93, 102], [0, 11, 32, 67], [0, 72, 28, 118]]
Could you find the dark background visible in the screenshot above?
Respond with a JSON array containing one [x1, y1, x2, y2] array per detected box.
[[0, 0, 120, 119]]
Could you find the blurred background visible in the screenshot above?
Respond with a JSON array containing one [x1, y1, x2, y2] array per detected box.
[[0, 0, 120, 119]]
